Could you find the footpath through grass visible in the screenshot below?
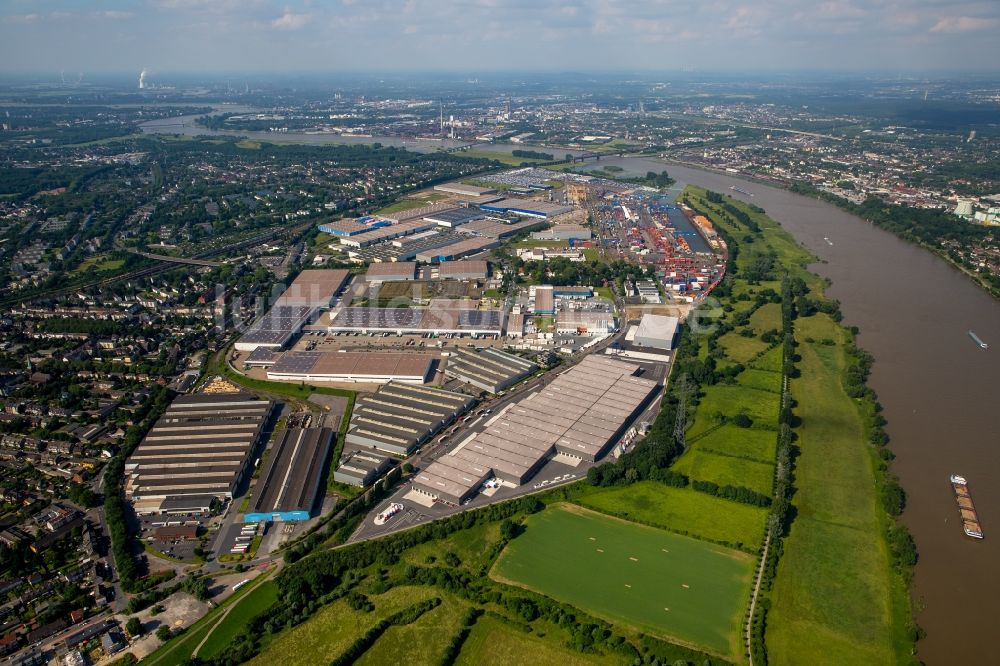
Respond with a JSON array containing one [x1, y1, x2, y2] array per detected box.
[[765, 314, 904, 664], [492, 503, 754, 659]]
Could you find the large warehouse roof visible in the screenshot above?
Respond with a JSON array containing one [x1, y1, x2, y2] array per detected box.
[[267, 351, 436, 384], [366, 261, 417, 282], [414, 356, 657, 504], [414, 236, 499, 263], [244, 427, 332, 522], [276, 270, 351, 307], [328, 305, 503, 335], [479, 198, 574, 218], [236, 304, 314, 351], [634, 314, 679, 351], [424, 207, 486, 227], [445, 347, 537, 393], [460, 218, 547, 239], [125, 393, 275, 513], [439, 260, 489, 279], [346, 382, 473, 456]]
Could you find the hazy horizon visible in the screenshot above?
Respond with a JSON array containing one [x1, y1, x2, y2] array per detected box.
[[1, 0, 999, 75]]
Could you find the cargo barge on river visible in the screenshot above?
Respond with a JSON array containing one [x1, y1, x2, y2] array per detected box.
[[951, 475, 984, 539]]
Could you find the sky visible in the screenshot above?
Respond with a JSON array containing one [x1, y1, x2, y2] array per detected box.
[[0, 0, 998, 75]]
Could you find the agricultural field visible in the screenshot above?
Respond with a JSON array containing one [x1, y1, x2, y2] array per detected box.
[[765, 313, 904, 664], [687, 384, 781, 438], [455, 614, 624, 666], [247, 586, 443, 666], [672, 449, 774, 496], [575, 482, 767, 550], [691, 424, 777, 464], [491, 504, 754, 659], [355, 595, 469, 666]]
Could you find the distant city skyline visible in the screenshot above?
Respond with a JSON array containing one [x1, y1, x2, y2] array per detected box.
[[1, 0, 999, 74]]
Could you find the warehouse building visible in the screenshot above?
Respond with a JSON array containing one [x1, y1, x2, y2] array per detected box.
[[243, 427, 333, 522], [338, 220, 437, 248], [387, 202, 455, 223], [366, 261, 417, 282], [414, 236, 499, 263], [234, 304, 314, 352], [438, 260, 489, 280], [530, 224, 592, 241], [329, 305, 503, 337], [125, 393, 276, 514], [345, 382, 474, 456], [267, 351, 436, 384], [334, 450, 393, 487], [317, 218, 390, 237], [479, 198, 574, 219], [235, 270, 351, 352], [434, 182, 497, 197], [460, 218, 548, 239], [633, 314, 679, 350], [532, 285, 555, 315], [445, 347, 537, 393], [553, 285, 593, 299], [424, 207, 486, 228], [412, 356, 657, 504], [277, 269, 351, 307], [556, 310, 615, 336]]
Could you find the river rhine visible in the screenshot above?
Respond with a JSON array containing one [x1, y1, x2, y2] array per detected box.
[[656, 160, 1000, 665], [140, 115, 998, 662]]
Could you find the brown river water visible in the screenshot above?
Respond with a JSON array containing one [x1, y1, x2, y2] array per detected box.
[[649, 160, 1000, 665]]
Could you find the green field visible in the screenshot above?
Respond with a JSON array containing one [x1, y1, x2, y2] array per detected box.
[[717, 330, 770, 363], [248, 586, 442, 666], [576, 481, 767, 549], [492, 504, 754, 658], [197, 581, 278, 657], [765, 314, 903, 664], [455, 614, 623, 666], [672, 449, 774, 496], [736, 367, 782, 393], [749, 345, 784, 372], [690, 424, 777, 464], [749, 302, 782, 333], [687, 384, 781, 438], [375, 193, 448, 215], [356, 595, 469, 666]]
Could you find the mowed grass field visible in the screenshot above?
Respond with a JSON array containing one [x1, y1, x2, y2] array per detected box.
[[492, 504, 754, 658], [691, 424, 777, 464], [672, 448, 774, 496], [687, 384, 781, 438], [247, 586, 441, 666], [455, 614, 623, 666], [766, 314, 901, 664], [576, 481, 767, 549]]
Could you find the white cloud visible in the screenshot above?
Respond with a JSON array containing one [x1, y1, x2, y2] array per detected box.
[[5, 13, 40, 24], [930, 16, 998, 33], [99, 11, 134, 20], [272, 11, 310, 30]]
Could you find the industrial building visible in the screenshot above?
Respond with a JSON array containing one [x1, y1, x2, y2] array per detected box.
[[387, 202, 456, 223], [333, 450, 393, 487], [459, 218, 548, 239], [329, 304, 503, 337], [633, 314, 679, 350], [345, 382, 474, 456], [234, 304, 314, 352], [445, 347, 537, 393], [532, 285, 555, 315], [438, 259, 489, 280], [267, 351, 436, 384], [556, 310, 615, 336], [317, 218, 390, 237], [414, 236, 499, 263], [479, 198, 573, 219], [530, 224, 592, 241], [338, 219, 437, 248], [243, 427, 333, 522], [235, 270, 351, 352], [276, 269, 351, 307], [413, 356, 658, 504], [423, 207, 486, 228], [366, 261, 417, 282], [125, 393, 276, 514], [434, 182, 497, 197]]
